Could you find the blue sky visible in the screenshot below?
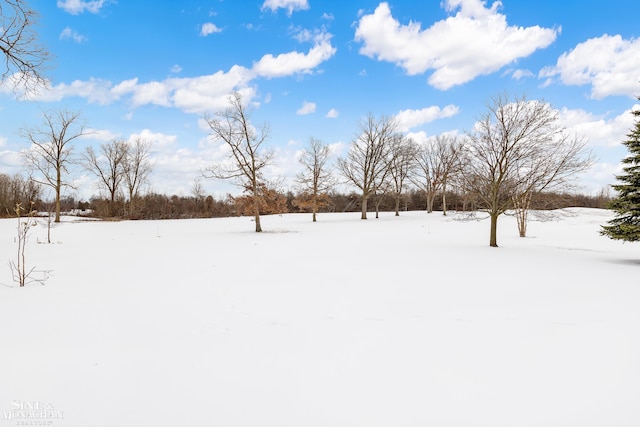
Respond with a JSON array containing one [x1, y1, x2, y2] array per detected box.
[[1, 0, 639, 200]]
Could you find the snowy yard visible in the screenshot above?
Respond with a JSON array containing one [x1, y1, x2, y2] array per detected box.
[[1, 208, 639, 427]]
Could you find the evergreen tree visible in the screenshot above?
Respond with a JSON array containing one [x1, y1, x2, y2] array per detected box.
[[601, 99, 640, 241]]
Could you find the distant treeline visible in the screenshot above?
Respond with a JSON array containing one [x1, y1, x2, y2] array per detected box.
[[0, 172, 613, 220]]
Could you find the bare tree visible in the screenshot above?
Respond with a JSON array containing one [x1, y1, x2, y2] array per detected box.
[[511, 131, 594, 237], [337, 113, 397, 219], [386, 134, 416, 216], [411, 135, 466, 215], [411, 138, 444, 214], [191, 177, 206, 215], [203, 91, 274, 232], [463, 93, 593, 247], [22, 110, 87, 222], [123, 138, 152, 216], [294, 138, 335, 222], [436, 135, 465, 216], [0, 0, 50, 93], [9, 201, 36, 286], [84, 139, 128, 217]]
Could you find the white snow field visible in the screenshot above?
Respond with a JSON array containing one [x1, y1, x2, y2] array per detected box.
[[0, 208, 639, 427]]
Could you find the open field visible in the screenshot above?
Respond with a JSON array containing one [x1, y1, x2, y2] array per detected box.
[[1, 209, 639, 427]]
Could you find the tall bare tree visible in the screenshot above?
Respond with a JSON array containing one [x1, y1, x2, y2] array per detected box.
[[386, 134, 416, 216], [337, 113, 397, 219], [508, 130, 594, 237], [21, 110, 87, 222], [464, 93, 593, 247], [0, 0, 50, 93], [123, 137, 152, 216], [203, 91, 274, 232], [411, 138, 445, 214], [191, 177, 206, 215], [435, 135, 465, 216], [84, 139, 128, 217], [295, 138, 335, 222]]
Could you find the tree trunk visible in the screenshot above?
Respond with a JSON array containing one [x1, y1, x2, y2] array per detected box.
[[361, 194, 368, 220], [514, 193, 531, 237], [55, 184, 61, 223], [426, 192, 435, 213], [490, 212, 499, 247], [516, 207, 527, 237], [254, 211, 262, 232], [394, 194, 400, 216], [110, 192, 116, 217], [253, 190, 262, 232], [312, 210, 317, 222], [442, 186, 448, 216], [55, 168, 62, 222]]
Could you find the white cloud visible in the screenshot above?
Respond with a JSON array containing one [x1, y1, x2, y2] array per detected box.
[[252, 32, 336, 78], [327, 141, 345, 157], [170, 65, 182, 74], [0, 149, 26, 172], [36, 78, 123, 104], [26, 66, 255, 115], [406, 130, 429, 144], [395, 105, 460, 131], [57, 0, 108, 15], [296, 101, 316, 115], [354, 0, 559, 90], [128, 129, 177, 150], [406, 129, 460, 145], [539, 34, 640, 99], [4, 35, 333, 115], [129, 81, 173, 108], [59, 27, 87, 43], [558, 106, 639, 147], [170, 67, 256, 114], [293, 28, 313, 43], [512, 69, 534, 80], [200, 23, 222, 36], [83, 128, 120, 141], [261, 0, 309, 16], [326, 108, 339, 118]]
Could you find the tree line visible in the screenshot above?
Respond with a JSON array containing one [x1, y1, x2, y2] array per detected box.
[[2, 90, 603, 248], [204, 91, 595, 246], [0, 172, 611, 220]]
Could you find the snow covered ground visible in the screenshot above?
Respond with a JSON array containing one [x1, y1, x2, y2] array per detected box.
[[0, 208, 639, 427]]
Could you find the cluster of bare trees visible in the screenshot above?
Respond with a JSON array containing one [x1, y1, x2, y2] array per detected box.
[[337, 114, 466, 220], [334, 94, 593, 246], [18, 109, 153, 220], [463, 93, 594, 246], [202, 92, 593, 246], [83, 138, 152, 217], [0, 172, 41, 215], [9, 91, 595, 251]]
